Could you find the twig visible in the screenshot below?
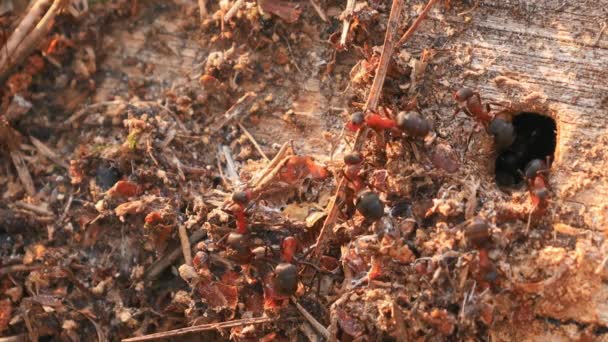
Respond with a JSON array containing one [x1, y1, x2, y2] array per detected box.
[[58, 194, 73, 223], [209, 92, 257, 133], [122, 316, 273, 342], [29, 136, 69, 169], [221, 145, 240, 185], [0, 264, 43, 276], [308, 0, 328, 22], [364, 0, 404, 112], [339, 0, 356, 47], [144, 230, 207, 281], [291, 296, 330, 340], [0, 334, 27, 342], [198, 0, 207, 22], [249, 141, 292, 188], [223, 0, 244, 22], [0, 0, 70, 79], [0, 0, 50, 68], [457, 0, 479, 16], [10, 150, 35, 196], [595, 22, 607, 45], [238, 122, 269, 161], [396, 0, 439, 45], [14, 201, 53, 216], [63, 100, 123, 126], [177, 224, 192, 266]]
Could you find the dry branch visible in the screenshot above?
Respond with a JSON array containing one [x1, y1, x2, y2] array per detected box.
[[209, 92, 257, 133], [0, 0, 70, 79], [122, 316, 273, 342], [10, 151, 35, 196], [396, 0, 439, 45], [364, 0, 404, 112], [177, 224, 192, 266], [291, 296, 330, 340], [339, 0, 356, 47], [144, 230, 207, 281]]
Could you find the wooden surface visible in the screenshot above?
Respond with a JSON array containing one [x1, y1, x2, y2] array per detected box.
[[91, 0, 608, 339]]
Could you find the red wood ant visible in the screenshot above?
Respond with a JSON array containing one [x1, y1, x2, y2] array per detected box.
[[464, 218, 498, 289], [453, 87, 493, 125], [231, 190, 253, 234], [454, 87, 516, 150], [523, 158, 550, 210], [346, 111, 396, 132]]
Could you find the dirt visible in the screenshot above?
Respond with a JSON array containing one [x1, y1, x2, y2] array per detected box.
[[0, 0, 607, 341]]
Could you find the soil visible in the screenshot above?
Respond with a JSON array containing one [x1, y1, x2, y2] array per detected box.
[[0, 0, 607, 341]]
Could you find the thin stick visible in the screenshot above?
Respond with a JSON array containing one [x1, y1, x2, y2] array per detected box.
[[198, 0, 207, 22], [0, 334, 27, 342], [10, 151, 35, 196], [339, 0, 356, 47], [291, 297, 330, 339], [144, 230, 207, 281], [249, 142, 291, 188], [209, 92, 256, 133], [364, 0, 404, 112], [238, 123, 269, 161], [223, 0, 244, 22], [308, 0, 328, 22], [14, 201, 53, 216], [222, 145, 240, 185], [397, 0, 439, 45], [0, 264, 43, 276], [29, 136, 69, 169], [177, 224, 192, 266], [0, 0, 70, 79], [122, 316, 273, 342], [595, 21, 607, 45], [0, 0, 50, 68]]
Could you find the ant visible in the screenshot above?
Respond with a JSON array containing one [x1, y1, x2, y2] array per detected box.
[[346, 111, 397, 132], [464, 217, 498, 289], [453, 88, 493, 125], [453, 87, 516, 150], [523, 158, 551, 210]]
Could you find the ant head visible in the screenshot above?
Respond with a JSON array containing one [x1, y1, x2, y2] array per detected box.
[[232, 190, 251, 205], [524, 159, 547, 179], [350, 112, 365, 125]]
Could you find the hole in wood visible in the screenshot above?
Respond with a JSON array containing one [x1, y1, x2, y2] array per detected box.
[[494, 112, 557, 188]]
